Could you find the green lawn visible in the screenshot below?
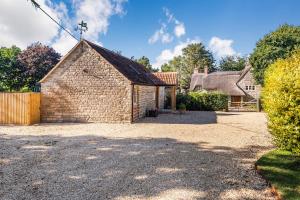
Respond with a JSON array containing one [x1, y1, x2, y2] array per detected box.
[[256, 149, 300, 200]]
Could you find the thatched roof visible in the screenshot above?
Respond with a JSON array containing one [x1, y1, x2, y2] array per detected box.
[[190, 69, 251, 96]]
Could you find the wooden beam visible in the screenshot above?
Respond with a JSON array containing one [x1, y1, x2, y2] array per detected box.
[[171, 86, 176, 111]]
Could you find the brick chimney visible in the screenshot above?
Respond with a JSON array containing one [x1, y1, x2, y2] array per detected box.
[[193, 68, 199, 74], [204, 66, 208, 75]]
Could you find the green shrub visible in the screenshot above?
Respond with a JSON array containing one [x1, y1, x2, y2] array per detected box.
[[178, 103, 186, 110], [263, 50, 300, 154], [177, 91, 228, 111]]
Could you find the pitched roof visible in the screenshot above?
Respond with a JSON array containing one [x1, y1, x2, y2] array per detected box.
[[190, 73, 205, 90], [85, 40, 165, 86], [152, 72, 178, 86], [190, 70, 246, 96], [40, 40, 167, 86], [202, 73, 245, 96]]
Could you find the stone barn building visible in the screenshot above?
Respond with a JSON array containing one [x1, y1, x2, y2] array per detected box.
[[39, 40, 177, 123]]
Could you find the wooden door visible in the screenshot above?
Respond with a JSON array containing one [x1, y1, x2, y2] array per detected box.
[[231, 96, 241, 102]]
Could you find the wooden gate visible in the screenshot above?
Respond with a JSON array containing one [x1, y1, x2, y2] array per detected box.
[[0, 93, 40, 125]]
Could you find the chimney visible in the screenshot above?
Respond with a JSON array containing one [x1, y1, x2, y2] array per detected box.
[[193, 68, 199, 74], [204, 66, 208, 75]]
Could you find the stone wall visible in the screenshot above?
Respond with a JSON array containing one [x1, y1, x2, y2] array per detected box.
[[132, 85, 156, 121], [137, 85, 156, 118], [237, 70, 261, 101], [158, 86, 165, 110], [41, 42, 132, 123]]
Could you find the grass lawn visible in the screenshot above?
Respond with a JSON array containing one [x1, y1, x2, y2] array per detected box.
[[256, 149, 300, 200]]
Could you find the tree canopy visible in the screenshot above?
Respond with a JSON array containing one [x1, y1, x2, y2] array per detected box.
[[250, 24, 300, 85], [0, 46, 23, 91], [160, 43, 215, 89], [135, 56, 158, 72], [218, 56, 246, 71], [18, 42, 61, 90]]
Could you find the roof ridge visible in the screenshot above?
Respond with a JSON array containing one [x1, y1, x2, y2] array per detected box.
[[84, 40, 151, 73]]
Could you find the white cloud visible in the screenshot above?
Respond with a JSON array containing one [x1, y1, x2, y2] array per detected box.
[[153, 38, 200, 68], [0, 0, 127, 55], [51, 32, 77, 55], [149, 7, 185, 44], [208, 37, 237, 58], [0, 0, 60, 49], [148, 23, 173, 44], [174, 22, 185, 38]]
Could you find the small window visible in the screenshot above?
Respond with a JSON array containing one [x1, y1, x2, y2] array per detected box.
[[245, 85, 255, 91]]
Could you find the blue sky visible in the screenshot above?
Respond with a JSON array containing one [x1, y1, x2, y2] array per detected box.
[[1, 0, 300, 69], [102, 0, 300, 66]]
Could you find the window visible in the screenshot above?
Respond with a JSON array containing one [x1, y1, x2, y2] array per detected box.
[[245, 85, 255, 91]]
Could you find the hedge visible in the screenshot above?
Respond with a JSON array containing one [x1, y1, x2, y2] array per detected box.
[[177, 91, 228, 111], [262, 50, 300, 154]]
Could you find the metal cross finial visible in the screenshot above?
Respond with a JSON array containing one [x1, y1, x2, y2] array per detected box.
[[76, 20, 88, 40]]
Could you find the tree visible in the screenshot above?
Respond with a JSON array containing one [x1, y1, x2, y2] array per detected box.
[[161, 63, 173, 72], [0, 46, 23, 91], [135, 56, 158, 72], [218, 56, 246, 71], [17, 42, 61, 90], [159, 43, 215, 89], [250, 24, 300, 85], [262, 50, 300, 154], [161, 56, 182, 72], [180, 43, 215, 89]]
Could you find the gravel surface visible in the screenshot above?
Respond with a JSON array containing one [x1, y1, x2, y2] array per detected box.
[[0, 111, 275, 200]]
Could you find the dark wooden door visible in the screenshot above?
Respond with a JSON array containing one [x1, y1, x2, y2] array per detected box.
[[231, 96, 241, 102]]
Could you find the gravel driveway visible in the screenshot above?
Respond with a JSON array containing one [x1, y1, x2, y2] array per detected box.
[[0, 111, 275, 200]]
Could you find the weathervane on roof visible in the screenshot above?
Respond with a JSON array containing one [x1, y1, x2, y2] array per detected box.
[[76, 20, 88, 40]]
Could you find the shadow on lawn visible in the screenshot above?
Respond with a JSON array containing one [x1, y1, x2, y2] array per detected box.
[[0, 134, 274, 200]]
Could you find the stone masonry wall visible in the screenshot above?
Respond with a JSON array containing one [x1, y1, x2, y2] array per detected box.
[[237, 70, 261, 101], [138, 85, 156, 118], [41, 42, 132, 123], [132, 85, 156, 121], [158, 86, 165, 110]]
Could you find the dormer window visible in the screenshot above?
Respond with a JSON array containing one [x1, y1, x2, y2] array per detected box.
[[245, 85, 255, 91]]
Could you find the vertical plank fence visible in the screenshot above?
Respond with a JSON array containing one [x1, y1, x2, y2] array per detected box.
[[0, 93, 40, 125]]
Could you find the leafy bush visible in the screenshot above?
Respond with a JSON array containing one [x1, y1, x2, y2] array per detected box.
[[177, 91, 228, 111], [262, 50, 300, 154], [178, 103, 186, 110]]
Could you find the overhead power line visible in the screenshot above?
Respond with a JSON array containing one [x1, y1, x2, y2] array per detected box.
[[28, 0, 79, 41]]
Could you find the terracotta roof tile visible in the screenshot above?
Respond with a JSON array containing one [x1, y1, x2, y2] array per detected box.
[[153, 72, 178, 86]]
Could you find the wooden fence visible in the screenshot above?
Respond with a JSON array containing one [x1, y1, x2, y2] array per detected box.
[[0, 93, 40, 125], [229, 101, 260, 112]]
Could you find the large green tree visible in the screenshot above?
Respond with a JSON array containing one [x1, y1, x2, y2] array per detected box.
[[17, 42, 61, 90], [0, 46, 23, 91], [160, 43, 215, 89], [218, 56, 246, 71], [135, 56, 158, 72], [180, 43, 215, 89], [250, 24, 300, 85]]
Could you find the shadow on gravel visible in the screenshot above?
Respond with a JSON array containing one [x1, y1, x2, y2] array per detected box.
[[0, 134, 274, 200], [138, 111, 218, 125]]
